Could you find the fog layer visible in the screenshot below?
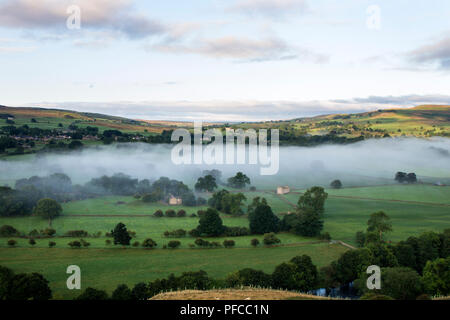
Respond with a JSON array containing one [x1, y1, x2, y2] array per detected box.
[[0, 137, 449, 189]]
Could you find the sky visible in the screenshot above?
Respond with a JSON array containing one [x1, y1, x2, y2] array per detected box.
[[0, 0, 449, 121]]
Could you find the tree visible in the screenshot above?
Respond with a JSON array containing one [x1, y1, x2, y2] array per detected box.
[[422, 257, 450, 296], [355, 231, 366, 248], [142, 238, 157, 249], [271, 255, 318, 292], [7, 239, 16, 247], [357, 267, 423, 300], [131, 282, 149, 300], [297, 186, 328, 215], [196, 208, 224, 236], [227, 172, 250, 189], [333, 248, 373, 285], [366, 243, 398, 267], [367, 211, 392, 241], [248, 200, 279, 234], [330, 180, 342, 189], [225, 268, 271, 288], [292, 208, 323, 237], [33, 198, 62, 226], [195, 175, 217, 192], [8, 272, 52, 300], [263, 233, 281, 246], [251, 238, 260, 247], [168, 240, 181, 249], [395, 172, 407, 183], [111, 284, 132, 300], [111, 222, 131, 246], [221, 193, 246, 216], [223, 240, 235, 248], [0, 265, 14, 299], [406, 173, 417, 184], [76, 287, 109, 300], [153, 210, 163, 217]]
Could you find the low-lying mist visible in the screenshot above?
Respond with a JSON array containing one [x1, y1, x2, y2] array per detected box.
[[1, 137, 449, 189]]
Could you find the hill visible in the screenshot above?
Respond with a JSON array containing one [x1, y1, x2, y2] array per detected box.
[[1, 104, 449, 142]]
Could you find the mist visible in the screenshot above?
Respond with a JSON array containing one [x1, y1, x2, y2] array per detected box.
[[0, 137, 449, 189]]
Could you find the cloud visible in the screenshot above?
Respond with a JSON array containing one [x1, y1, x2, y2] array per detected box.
[[0, 0, 167, 39], [19, 94, 449, 122], [0, 46, 36, 53], [407, 35, 450, 71], [230, 0, 308, 19], [151, 35, 327, 63], [332, 94, 450, 106]]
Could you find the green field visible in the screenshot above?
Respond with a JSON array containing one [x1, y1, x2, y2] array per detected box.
[[0, 243, 347, 299], [1, 184, 449, 299], [281, 185, 450, 244]]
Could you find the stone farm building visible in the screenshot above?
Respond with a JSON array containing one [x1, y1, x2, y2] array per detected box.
[[277, 186, 290, 195], [169, 195, 182, 205]]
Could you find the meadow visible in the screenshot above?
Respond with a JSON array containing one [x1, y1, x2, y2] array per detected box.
[[0, 243, 347, 300], [0, 181, 449, 299]]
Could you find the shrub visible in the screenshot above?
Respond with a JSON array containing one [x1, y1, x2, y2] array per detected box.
[[330, 180, 342, 189], [111, 284, 132, 300], [48, 241, 56, 248], [319, 232, 331, 241], [0, 225, 19, 237], [165, 210, 176, 218], [251, 238, 260, 247], [210, 241, 222, 248], [177, 210, 186, 217], [195, 238, 209, 248], [223, 226, 250, 237], [41, 228, 56, 237], [168, 240, 181, 249], [92, 231, 102, 238], [132, 241, 140, 247], [68, 240, 82, 248], [76, 287, 109, 300], [7, 239, 17, 247], [142, 238, 157, 249], [263, 233, 281, 246], [164, 229, 187, 238], [189, 229, 201, 237], [29, 238, 36, 246], [65, 230, 88, 237], [153, 210, 163, 217], [197, 210, 206, 218], [105, 239, 112, 245], [223, 240, 235, 248], [80, 239, 90, 248], [190, 213, 197, 218], [29, 229, 40, 237]]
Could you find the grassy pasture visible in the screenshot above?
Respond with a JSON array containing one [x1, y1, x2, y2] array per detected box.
[[0, 184, 449, 299], [0, 243, 347, 299], [282, 185, 450, 244]]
